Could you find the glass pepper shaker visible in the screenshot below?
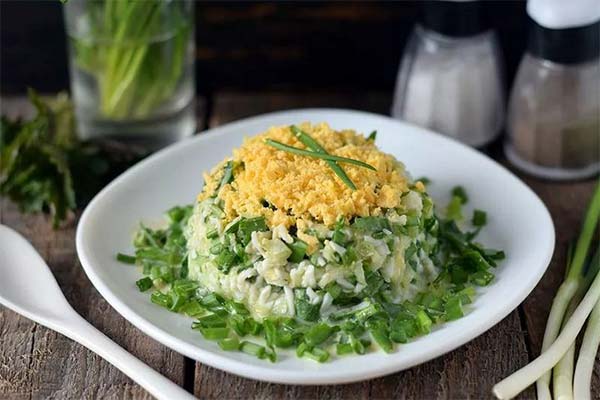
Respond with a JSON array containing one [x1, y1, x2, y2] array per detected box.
[[391, 0, 505, 148], [505, 0, 600, 180]]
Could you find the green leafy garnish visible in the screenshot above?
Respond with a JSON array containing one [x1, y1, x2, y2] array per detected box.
[[0, 90, 143, 227], [472, 209, 487, 227], [451, 186, 469, 204], [264, 139, 376, 171], [290, 125, 359, 190], [446, 195, 464, 221]]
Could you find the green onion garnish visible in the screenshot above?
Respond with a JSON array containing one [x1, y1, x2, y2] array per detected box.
[[290, 125, 365, 190], [218, 337, 240, 351], [303, 347, 330, 363], [336, 342, 354, 355], [116, 252, 137, 264], [198, 327, 230, 340], [472, 209, 487, 227], [264, 139, 376, 171], [451, 186, 469, 204], [135, 277, 153, 292], [287, 240, 308, 263], [239, 341, 267, 358], [367, 130, 377, 141]]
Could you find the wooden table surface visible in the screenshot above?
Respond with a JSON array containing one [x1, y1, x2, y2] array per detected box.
[[0, 93, 598, 400]]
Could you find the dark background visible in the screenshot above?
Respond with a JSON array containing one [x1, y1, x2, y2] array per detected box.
[[0, 1, 527, 96]]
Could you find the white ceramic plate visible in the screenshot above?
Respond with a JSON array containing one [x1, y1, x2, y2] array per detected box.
[[76, 109, 554, 385]]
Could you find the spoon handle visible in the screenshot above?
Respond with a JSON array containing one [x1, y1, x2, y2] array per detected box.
[[59, 313, 195, 400]]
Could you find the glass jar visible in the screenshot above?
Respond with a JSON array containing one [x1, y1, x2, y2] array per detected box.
[[391, 4, 505, 148], [505, 55, 599, 179], [63, 0, 196, 150]]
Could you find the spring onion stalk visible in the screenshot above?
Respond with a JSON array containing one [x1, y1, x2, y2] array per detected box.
[[553, 249, 599, 400], [290, 125, 358, 190], [573, 298, 600, 400], [536, 185, 600, 400], [264, 139, 376, 171], [70, 0, 190, 119], [493, 266, 600, 399]]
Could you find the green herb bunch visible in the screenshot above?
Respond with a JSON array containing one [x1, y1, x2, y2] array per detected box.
[[0, 90, 143, 227], [69, 0, 192, 119]]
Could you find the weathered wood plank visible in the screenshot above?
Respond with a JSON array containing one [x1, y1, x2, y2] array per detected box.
[[207, 91, 391, 127], [194, 310, 531, 400], [0, 96, 207, 399], [517, 177, 599, 395], [193, 92, 533, 399]]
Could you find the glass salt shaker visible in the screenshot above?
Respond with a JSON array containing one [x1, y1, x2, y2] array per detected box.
[[392, 0, 505, 148], [505, 0, 600, 180]]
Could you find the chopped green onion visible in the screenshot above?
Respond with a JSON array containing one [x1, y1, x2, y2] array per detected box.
[[179, 300, 204, 317], [368, 323, 394, 353], [446, 195, 464, 221], [352, 216, 391, 233], [217, 160, 235, 191], [218, 337, 240, 351], [290, 125, 357, 190], [304, 323, 336, 347], [287, 240, 308, 263], [367, 130, 377, 141], [195, 314, 227, 328], [472, 209, 487, 227], [117, 252, 137, 264], [265, 139, 376, 171], [444, 296, 464, 321], [349, 335, 367, 355], [135, 277, 153, 292], [336, 342, 354, 355], [199, 327, 230, 340], [470, 270, 495, 286], [303, 347, 330, 363], [167, 206, 186, 223], [295, 342, 308, 357], [237, 217, 267, 245], [150, 291, 172, 308], [294, 289, 320, 322], [451, 186, 469, 204], [415, 310, 432, 334], [240, 341, 267, 359]]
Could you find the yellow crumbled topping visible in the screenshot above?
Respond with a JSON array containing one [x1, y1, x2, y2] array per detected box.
[[197, 122, 410, 229]]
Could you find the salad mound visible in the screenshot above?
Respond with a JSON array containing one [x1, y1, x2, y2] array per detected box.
[[119, 123, 505, 362], [188, 124, 436, 320]]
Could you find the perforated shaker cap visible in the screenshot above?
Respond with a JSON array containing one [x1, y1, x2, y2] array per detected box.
[[527, 0, 600, 63]]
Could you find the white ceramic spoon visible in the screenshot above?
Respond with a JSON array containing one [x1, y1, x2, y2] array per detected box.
[[0, 224, 195, 400]]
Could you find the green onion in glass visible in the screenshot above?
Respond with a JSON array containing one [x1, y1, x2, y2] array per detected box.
[[63, 0, 195, 149]]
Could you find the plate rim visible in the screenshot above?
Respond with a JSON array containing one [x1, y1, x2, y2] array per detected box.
[[76, 108, 555, 385]]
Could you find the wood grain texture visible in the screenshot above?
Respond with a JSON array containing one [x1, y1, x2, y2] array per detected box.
[[208, 91, 391, 127], [193, 92, 535, 399], [0, 97, 207, 400], [194, 311, 531, 400]]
